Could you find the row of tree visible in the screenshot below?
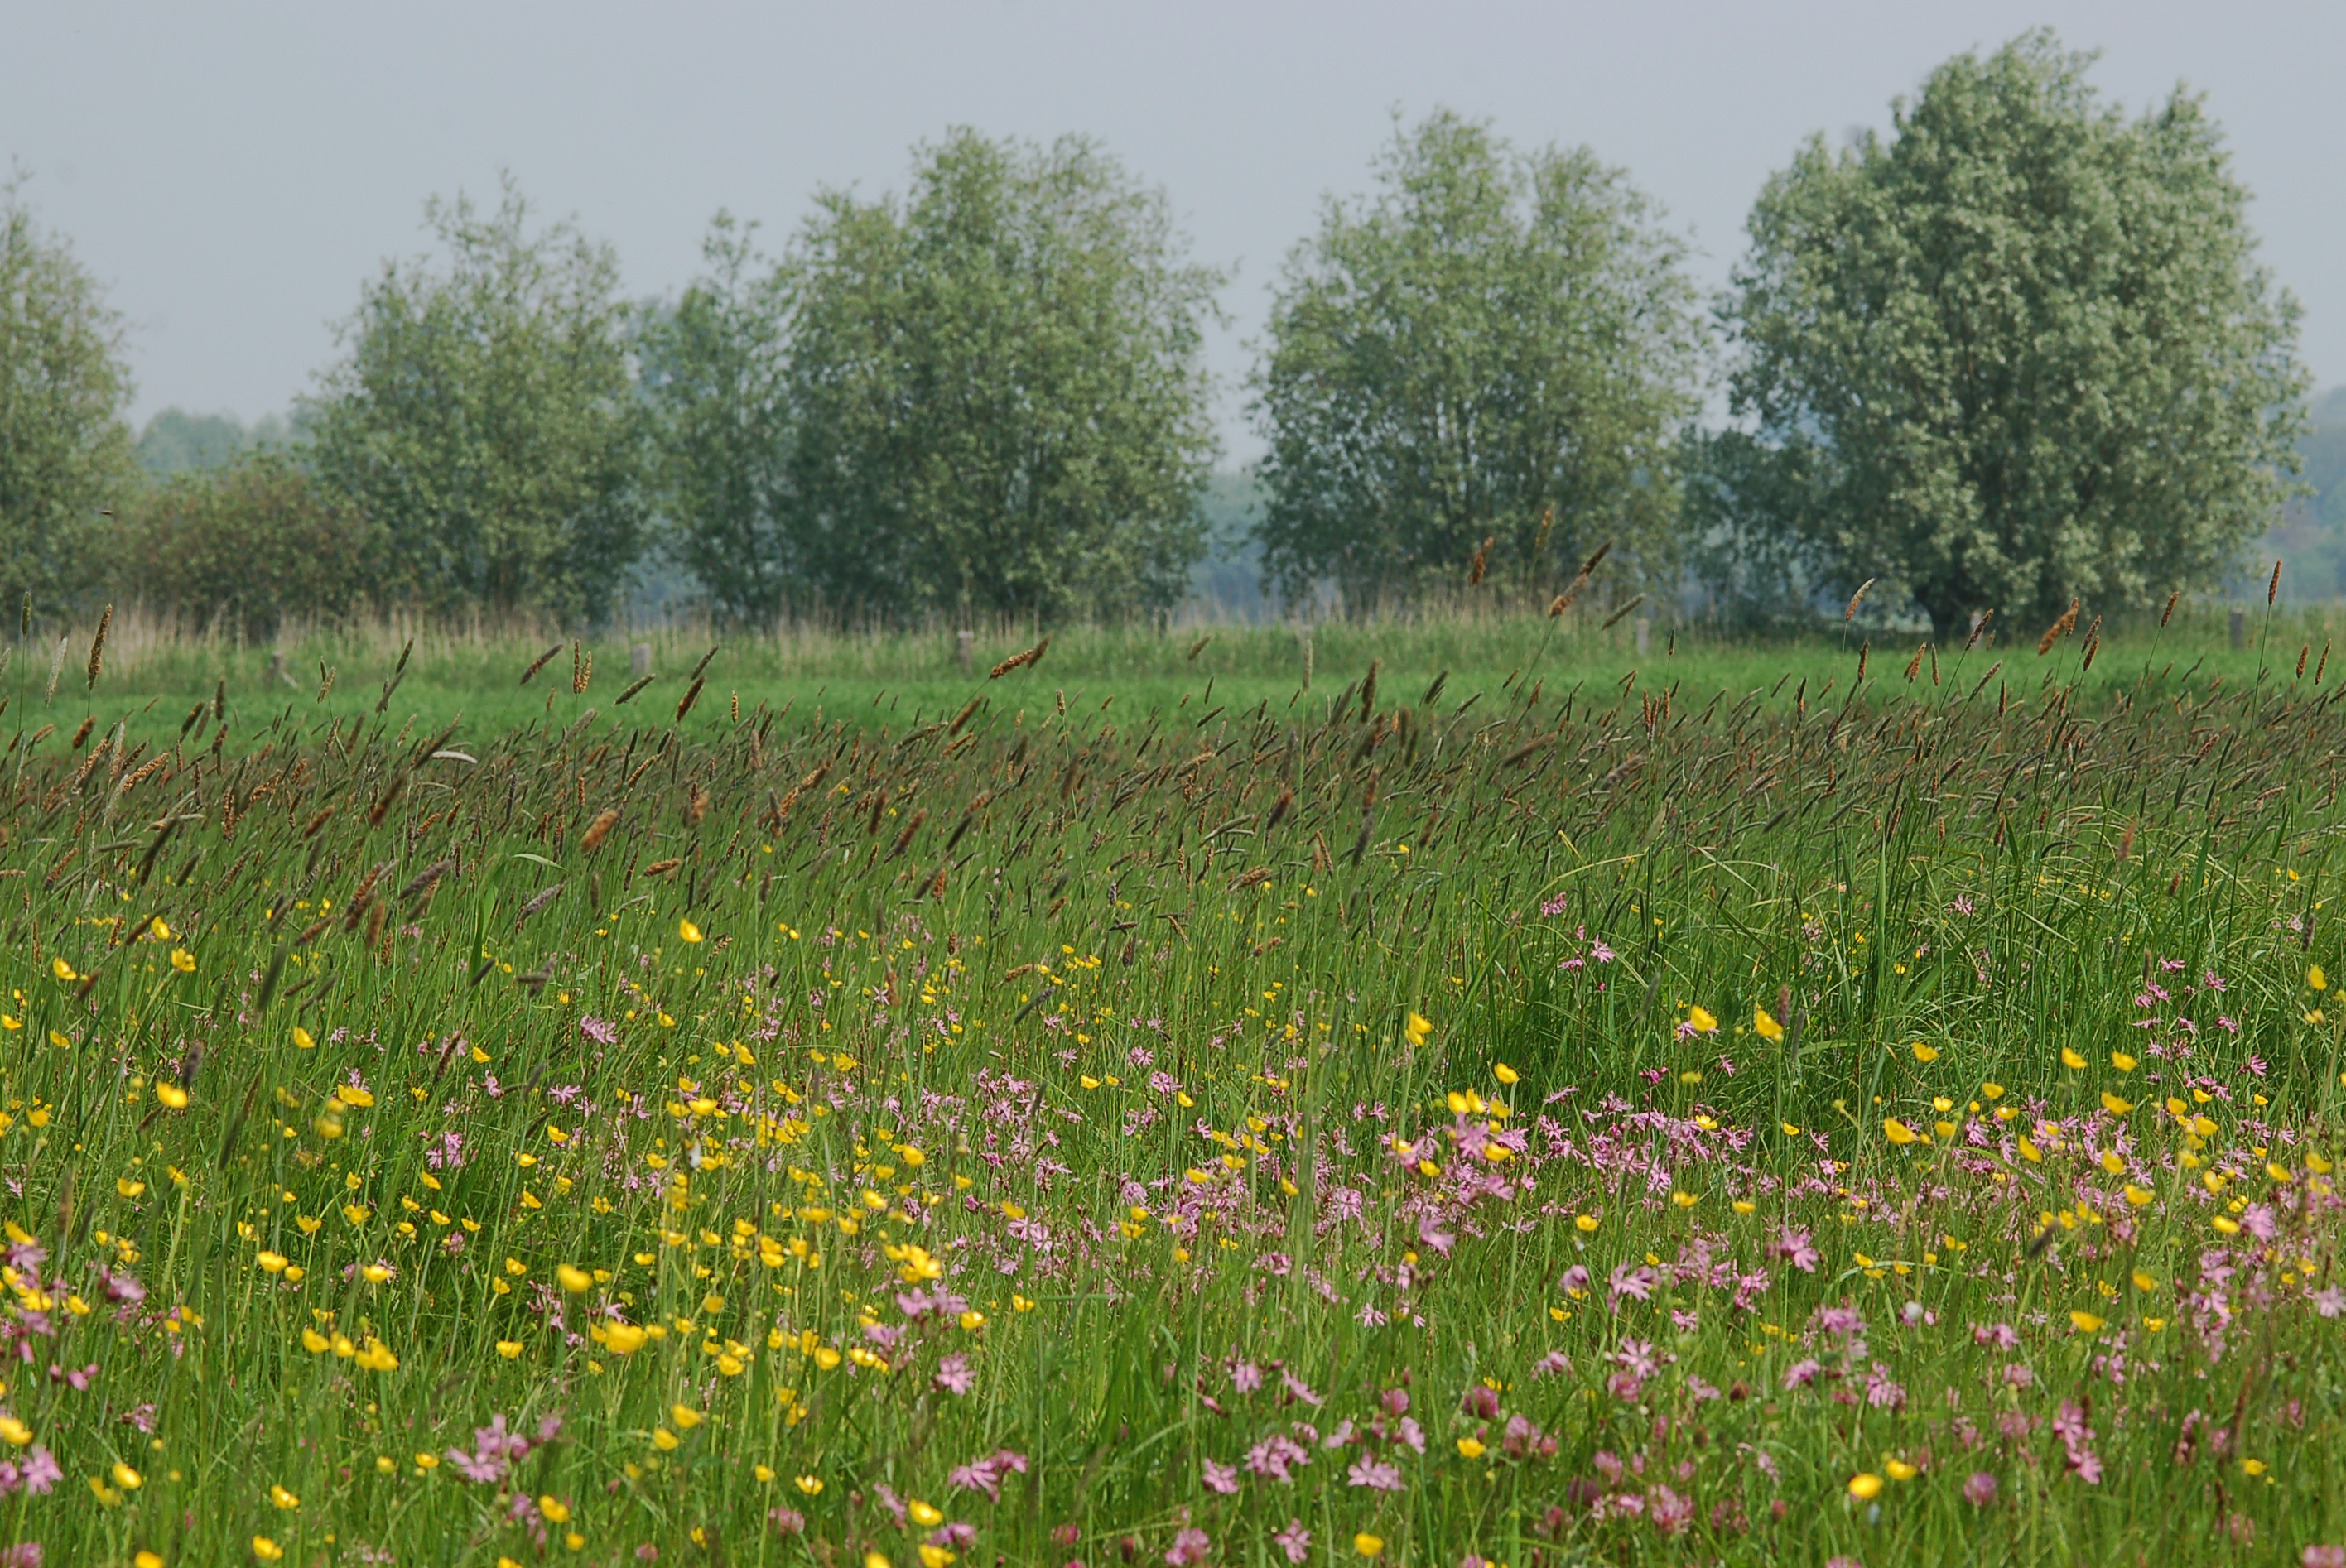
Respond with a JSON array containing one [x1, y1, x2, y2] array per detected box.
[[0, 32, 2310, 637]]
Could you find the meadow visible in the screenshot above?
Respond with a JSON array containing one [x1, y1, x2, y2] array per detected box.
[[2, 604, 2346, 1566]]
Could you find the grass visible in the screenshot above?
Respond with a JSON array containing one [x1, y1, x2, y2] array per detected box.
[[2, 608, 2346, 1566]]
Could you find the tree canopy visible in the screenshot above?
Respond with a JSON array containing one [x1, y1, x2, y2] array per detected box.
[[306, 180, 648, 620], [0, 182, 137, 614], [774, 129, 1222, 623], [1250, 111, 1704, 611], [639, 216, 800, 624], [1703, 31, 2306, 638]]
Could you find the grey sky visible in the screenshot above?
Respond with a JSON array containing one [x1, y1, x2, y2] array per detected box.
[[7, 1, 2339, 461]]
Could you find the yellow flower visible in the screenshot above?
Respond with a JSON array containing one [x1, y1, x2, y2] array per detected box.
[[909, 1499, 944, 1528], [171, 948, 195, 973], [796, 1474, 825, 1495], [2132, 1270, 2159, 1291], [2243, 1458, 2268, 1477], [1847, 1472, 1883, 1500], [2311, 964, 2329, 992], [2070, 1311, 2105, 1334], [1457, 1437, 1486, 1459], [156, 1082, 189, 1109], [652, 1428, 681, 1451], [496, 1340, 523, 1359], [1404, 1012, 1432, 1047], [755, 1464, 776, 1483], [0, 1416, 30, 1446], [672, 1403, 704, 1431], [2111, 1051, 2138, 1072], [292, 1027, 315, 1051], [1753, 1006, 1784, 1042], [1687, 1005, 1718, 1033], [51, 958, 75, 982], [2061, 1048, 2087, 1070], [271, 1483, 301, 1510], [302, 1329, 330, 1353], [252, 1539, 285, 1562], [918, 1547, 957, 1568], [1354, 1535, 1385, 1559], [680, 918, 704, 944], [538, 1496, 571, 1525], [1574, 1214, 1599, 1233], [2124, 1184, 2155, 1207], [1882, 1118, 1917, 1145], [414, 1453, 440, 1471], [2100, 1091, 2134, 1115], [1910, 1041, 1938, 1063], [137, 1553, 163, 1568], [865, 1555, 894, 1568], [1494, 1061, 1519, 1084], [556, 1264, 595, 1294], [2213, 1215, 2241, 1235], [113, 1462, 142, 1490], [1884, 1459, 1916, 1481], [604, 1323, 648, 1355], [89, 1475, 124, 1507]]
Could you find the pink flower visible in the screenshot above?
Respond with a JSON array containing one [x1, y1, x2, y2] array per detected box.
[[1647, 1484, 1694, 1537], [1774, 1229, 1820, 1272], [1273, 1522, 1312, 1564], [1163, 1527, 1212, 1566], [1963, 1472, 1998, 1507], [1346, 1455, 1405, 1491], [1201, 1460, 1240, 1495]]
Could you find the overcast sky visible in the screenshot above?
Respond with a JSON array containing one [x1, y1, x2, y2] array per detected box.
[[7, 1, 2339, 460]]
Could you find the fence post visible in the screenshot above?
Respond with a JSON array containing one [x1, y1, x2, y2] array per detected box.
[[1298, 623, 1314, 690], [1635, 618, 1650, 657], [956, 630, 974, 673]]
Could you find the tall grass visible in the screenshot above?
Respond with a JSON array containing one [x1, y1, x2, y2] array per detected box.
[[0, 617, 2343, 1564]]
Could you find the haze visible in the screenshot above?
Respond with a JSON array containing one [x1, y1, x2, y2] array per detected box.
[[7, 0, 2339, 458]]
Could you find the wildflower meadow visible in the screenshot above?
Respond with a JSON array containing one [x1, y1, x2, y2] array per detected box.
[[5, 614, 2346, 1566]]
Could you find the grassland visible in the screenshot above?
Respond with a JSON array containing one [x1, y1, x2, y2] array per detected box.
[[2, 607, 2345, 1566]]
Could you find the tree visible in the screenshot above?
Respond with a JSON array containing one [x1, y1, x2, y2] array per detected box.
[[1250, 111, 1703, 611], [640, 215, 798, 623], [307, 179, 648, 620], [0, 181, 138, 613], [780, 129, 1221, 623], [1708, 32, 2306, 639], [110, 452, 376, 637]]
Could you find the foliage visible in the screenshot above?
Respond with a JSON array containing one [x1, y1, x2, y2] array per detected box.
[[133, 407, 296, 477], [778, 128, 1221, 623], [1709, 31, 2307, 639], [639, 215, 800, 624], [1250, 111, 1704, 612], [2, 632, 2346, 1564], [0, 181, 139, 614], [109, 451, 377, 637], [306, 178, 648, 622]]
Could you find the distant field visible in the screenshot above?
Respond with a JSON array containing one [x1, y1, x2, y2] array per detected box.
[[16, 601, 2344, 758]]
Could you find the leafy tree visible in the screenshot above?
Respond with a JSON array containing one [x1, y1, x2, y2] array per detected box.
[[640, 215, 797, 623], [0, 181, 138, 613], [134, 407, 295, 476], [307, 179, 648, 619], [1708, 32, 2306, 638], [780, 129, 1221, 623], [111, 452, 376, 637], [1250, 111, 1703, 610]]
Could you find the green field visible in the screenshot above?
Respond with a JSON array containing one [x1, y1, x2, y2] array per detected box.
[[2, 612, 2345, 1566]]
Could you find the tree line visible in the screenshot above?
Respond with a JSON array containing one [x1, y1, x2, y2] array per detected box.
[[0, 32, 2310, 640]]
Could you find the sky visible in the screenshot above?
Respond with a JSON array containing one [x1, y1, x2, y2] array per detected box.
[[6, 1, 2339, 462]]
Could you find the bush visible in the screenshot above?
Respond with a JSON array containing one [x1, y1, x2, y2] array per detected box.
[[111, 453, 377, 637]]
